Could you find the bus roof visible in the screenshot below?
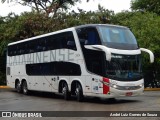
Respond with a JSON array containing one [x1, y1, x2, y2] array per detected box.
[[8, 27, 75, 46], [74, 24, 128, 29], [8, 24, 128, 46]]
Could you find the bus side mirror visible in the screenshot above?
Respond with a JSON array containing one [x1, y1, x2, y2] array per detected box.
[[84, 45, 111, 61], [140, 48, 154, 63]]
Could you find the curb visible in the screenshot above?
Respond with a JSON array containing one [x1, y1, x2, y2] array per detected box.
[[144, 88, 160, 91], [0, 86, 11, 89]]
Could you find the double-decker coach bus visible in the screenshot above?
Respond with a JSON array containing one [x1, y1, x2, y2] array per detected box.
[[6, 24, 154, 101]]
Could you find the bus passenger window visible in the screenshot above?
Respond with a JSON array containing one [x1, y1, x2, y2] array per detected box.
[[76, 27, 101, 45], [87, 31, 98, 45], [6, 67, 10, 75]]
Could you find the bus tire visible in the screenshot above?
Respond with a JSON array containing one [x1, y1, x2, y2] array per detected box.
[[75, 83, 83, 102], [22, 81, 29, 95], [16, 81, 22, 93], [62, 82, 70, 100]]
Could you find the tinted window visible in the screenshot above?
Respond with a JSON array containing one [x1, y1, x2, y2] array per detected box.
[[76, 27, 105, 76], [76, 27, 101, 45], [26, 62, 81, 76], [8, 31, 77, 56], [6, 67, 10, 75]]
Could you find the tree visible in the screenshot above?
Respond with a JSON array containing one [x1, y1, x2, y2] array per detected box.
[[0, 13, 19, 85], [0, 13, 19, 55], [64, 4, 114, 27], [1, 0, 79, 16], [131, 0, 160, 15]]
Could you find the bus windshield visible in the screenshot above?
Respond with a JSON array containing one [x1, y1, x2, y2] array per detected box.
[[106, 54, 142, 81], [98, 26, 139, 50]]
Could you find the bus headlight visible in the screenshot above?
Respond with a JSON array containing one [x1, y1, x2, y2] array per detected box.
[[100, 80, 117, 88], [112, 84, 118, 89], [103, 81, 110, 86], [110, 84, 122, 89], [139, 83, 144, 88], [100, 80, 143, 90]]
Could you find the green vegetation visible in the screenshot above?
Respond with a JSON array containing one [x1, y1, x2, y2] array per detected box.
[[0, 0, 160, 87], [131, 0, 160, 15]]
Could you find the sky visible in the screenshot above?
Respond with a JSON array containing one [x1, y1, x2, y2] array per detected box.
[[0, 0, 132, 17]]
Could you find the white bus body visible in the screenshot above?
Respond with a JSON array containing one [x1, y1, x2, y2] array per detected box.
[[6, 24, 154, 101]]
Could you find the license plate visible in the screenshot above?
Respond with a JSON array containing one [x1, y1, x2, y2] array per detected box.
[[126, 92, 133, 96]]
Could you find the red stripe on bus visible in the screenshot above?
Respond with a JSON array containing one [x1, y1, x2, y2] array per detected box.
[[103, 77, 110, 94]]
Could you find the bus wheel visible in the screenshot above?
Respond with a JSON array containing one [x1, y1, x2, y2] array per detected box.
[[22, 81, 29, 95], [62, 82, 70, 100], [16, 81, 22, 93], [75, 83, 83, 102]]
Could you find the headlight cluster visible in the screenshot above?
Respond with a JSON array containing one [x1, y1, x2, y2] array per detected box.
[[102, 80, 144, 90]]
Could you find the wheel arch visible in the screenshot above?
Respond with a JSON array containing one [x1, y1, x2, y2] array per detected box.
[[58, 79, 70, 93], [71, 80, 84, 95], [15, 78, 20, 89], [21, 79, 27, 85]]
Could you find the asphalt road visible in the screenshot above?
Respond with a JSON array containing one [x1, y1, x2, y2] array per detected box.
[[0, 88, 160, 120]]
